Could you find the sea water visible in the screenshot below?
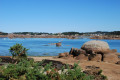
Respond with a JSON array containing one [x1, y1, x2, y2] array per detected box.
[[0, 38, 120, 56]]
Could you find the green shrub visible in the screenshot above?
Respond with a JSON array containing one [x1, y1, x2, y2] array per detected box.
[[59, 63, 93, 80], [0, 58, 2, 62], [0, 59, 94, 80], [101, 75, 107, 79], [9, 43, 29, 59], [98, 70, 102, 75]]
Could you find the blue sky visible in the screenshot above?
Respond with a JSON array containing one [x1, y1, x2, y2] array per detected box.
[[0, 0, 120, 33]]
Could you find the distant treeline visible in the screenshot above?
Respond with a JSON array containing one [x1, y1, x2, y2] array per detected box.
[[13, 32, 84, 35], [61, 31, 120, 35], [13, 32, 52, 35], [0, 32, 8, 35], [13, 31, 120, 35], [84, 31, 120, 35], [62, 32, 83, 35], [109, 31, 120, 35], [1, 31, 120, 35]]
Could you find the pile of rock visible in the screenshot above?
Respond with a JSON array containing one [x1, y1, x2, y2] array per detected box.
[[83, 65, 107, 80], [58, 40, 120, 63]]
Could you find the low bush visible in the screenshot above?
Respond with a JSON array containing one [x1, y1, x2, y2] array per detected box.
[[0, 44, 106, 80], [0, 58, 2, 62], [0, 59, 93, 80], [9, 43, 29, 60]]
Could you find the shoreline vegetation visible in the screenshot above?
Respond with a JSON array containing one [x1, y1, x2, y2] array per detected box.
[[0, 31, 120, 39], [0, 44, 107, 80], [0, 40, 120, 79], [0, 41, 120, 79], [1, 56, 120, 80]]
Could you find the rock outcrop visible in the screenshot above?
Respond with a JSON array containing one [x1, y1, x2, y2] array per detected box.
[[83, 65, 107, 80], [89, 54, 102, 62], [69, 48, 86, 56], [116, 61, 120, 65], [103, 53, 119, 63], [75, 54, 88, 61], [58, 52, 69, 58], [59, 40, 119, 64]]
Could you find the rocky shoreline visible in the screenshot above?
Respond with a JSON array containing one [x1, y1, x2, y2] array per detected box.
[[58, 40, 120, 63], [0, 34, 79, 39], [90, 35, 120, 40], [57, 40, 120, 80], [1, 34, 120, 40], [0, 40, 120, 80]]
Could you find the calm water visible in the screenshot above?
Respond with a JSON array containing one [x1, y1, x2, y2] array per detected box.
[[0, 38, 120, 56]]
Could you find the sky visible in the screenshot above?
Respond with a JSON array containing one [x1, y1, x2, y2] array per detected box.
[[0, 0, 120, 33]]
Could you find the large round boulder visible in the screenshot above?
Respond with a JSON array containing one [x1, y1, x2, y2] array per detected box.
[[81, 40, 110, 52]]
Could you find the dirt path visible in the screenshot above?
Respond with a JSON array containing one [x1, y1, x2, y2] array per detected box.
[[30, 56, 120, 80]]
